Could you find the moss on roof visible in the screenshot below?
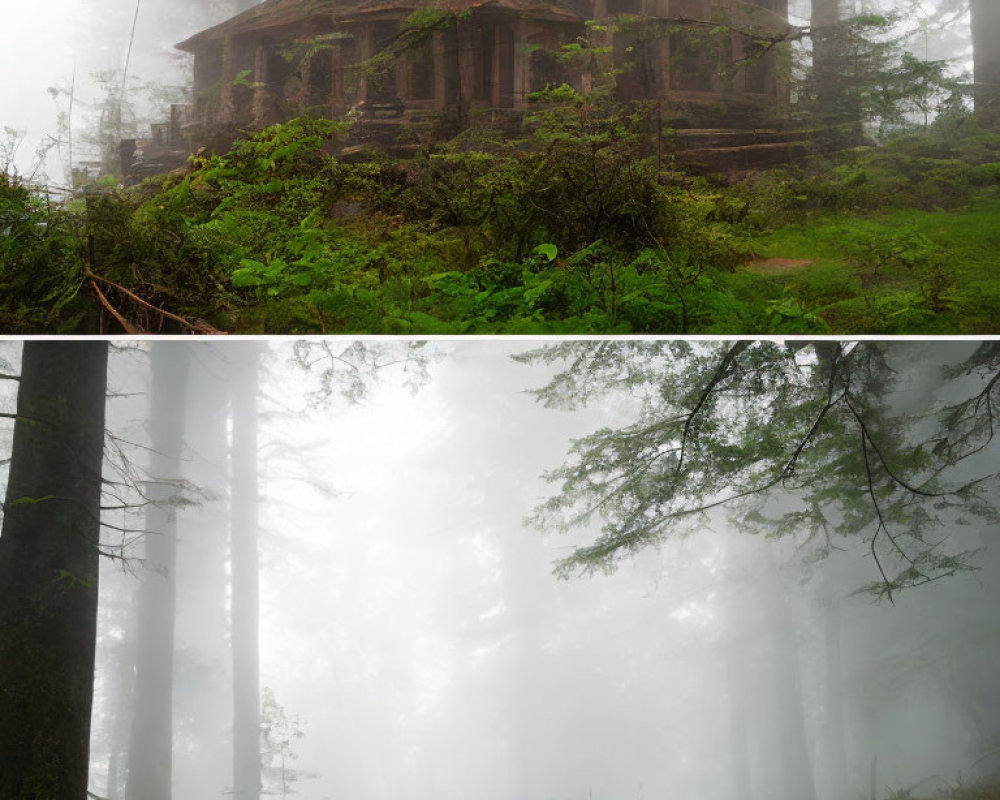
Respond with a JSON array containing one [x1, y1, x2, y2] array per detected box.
[[176, 0, 583, 51]]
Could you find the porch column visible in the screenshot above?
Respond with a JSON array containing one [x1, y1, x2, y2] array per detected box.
[[330, 43, 345, 113], [356, 25, 372, 103], [220, 33, 235, 123], [301, 47, 313, 107], [252, 44, 268, 125], [457, 21, 475, 116], [491, 24, 502, 107], [395, 20, 408, 101], [652, 27, 670, 98], [432, 30, 447, 109], [512, 17, 529, 106]]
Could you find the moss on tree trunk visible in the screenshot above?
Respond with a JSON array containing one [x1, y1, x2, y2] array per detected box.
[[0, 341, 109, 800]]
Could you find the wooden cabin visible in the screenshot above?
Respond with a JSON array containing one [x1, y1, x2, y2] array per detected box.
[[174, 0, 791, 135]]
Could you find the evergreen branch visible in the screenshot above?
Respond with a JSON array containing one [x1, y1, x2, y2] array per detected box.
[[674, 340, 750, 480], [779, 396, 841, 482], [860, 427, 900, 604], [843, 394, 954, 499]]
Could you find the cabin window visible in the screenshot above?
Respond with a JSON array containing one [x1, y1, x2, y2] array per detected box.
[[266, 46, 294, 88], [744, 49, 769, 93], [368, 20, 400, 103], [475, 26, 494, 102], [194, 47, 224, 95], [669, 29, 713, 91], [614, 31, 656, 100], [607, 0, 642, 15], [308, 48, 334, 107], [496, 23, 515, 107], [473, 23, 515, 106], [529, 46, 565, 93], [334, 38, 356, 103], [670, 0, 703, 18], [408, 38, 434, 101], [230, 38, 256, 119], [438, 28, 461, 106]]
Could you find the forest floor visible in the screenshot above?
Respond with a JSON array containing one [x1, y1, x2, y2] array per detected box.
[[2, 109, 999, 334], [729, 195, 1000, 334]]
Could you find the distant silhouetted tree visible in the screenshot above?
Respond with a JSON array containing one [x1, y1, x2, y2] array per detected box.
[[971, 0, 1000, 128], [125, 343, 191, 800], [231, 342, 265, 800], [811, 0, 845, 111]]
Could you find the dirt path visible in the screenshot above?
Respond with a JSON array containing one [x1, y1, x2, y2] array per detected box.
[[744, 257, 816, 273]]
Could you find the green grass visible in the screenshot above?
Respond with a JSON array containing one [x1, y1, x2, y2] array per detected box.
[[723, 193, 1000, 334]]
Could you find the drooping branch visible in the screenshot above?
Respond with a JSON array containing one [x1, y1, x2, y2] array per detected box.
[[531, 341, 998, 594], [674, 340, 750, 480]]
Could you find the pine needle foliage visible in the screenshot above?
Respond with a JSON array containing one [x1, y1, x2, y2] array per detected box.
[[518, 340, 1000, 599]]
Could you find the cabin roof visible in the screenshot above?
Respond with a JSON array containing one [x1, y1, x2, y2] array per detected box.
[[176, 0, 583, 51]]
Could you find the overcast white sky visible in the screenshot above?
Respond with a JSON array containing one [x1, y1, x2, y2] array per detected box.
[[1, 0, 77, 179], [0, 0, 196, 183]]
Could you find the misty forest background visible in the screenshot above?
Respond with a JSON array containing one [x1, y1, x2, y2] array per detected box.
[[1, 0, 1000, 334], [0, 339, 999, 800]]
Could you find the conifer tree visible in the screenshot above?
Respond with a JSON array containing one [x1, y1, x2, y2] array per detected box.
[[0, 341, 109, 800]]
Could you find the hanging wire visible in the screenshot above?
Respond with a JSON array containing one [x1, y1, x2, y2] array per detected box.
[[121, 0, 142, 100]]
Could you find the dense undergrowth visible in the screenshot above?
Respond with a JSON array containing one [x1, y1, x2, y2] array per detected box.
[[2, 100, 999, 334], [884, 776, 1000, 800]]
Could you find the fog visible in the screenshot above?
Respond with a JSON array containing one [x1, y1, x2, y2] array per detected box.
[[3, 338, 992, 800], [0, 0, 224, 182], [0, 0, 974, 183]]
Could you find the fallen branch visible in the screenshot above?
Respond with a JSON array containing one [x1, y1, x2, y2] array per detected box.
[[89, 277, 140, 334], [85, 267, 226, 335]]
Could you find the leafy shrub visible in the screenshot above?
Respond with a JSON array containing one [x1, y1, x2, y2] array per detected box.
[[789, 263, 859, 307], [2, 99, 998, 334], [954, 280, 1000, 334], [0, 176, 86, 331]]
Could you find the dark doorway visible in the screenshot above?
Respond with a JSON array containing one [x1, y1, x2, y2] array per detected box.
[[369, 20, 401, 103], [308, 48, 333, 108]]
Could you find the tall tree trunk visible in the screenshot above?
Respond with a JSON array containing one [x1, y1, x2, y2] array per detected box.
[[125, 344, 190, 800], [971, 0, 1000, 129], [725, 630, 753, 800], [502, 512, 541, 800], [173, 351, 233, 800], [760, 550, 818, 800], [822, 577, 849, 800], [459, 345, 541, 800], [103, 595, 138, 800], [811, 0, 863, 144], [811, 0, 842, 105], [0, 341, 109, 800], [231, 343, 264, 800]]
